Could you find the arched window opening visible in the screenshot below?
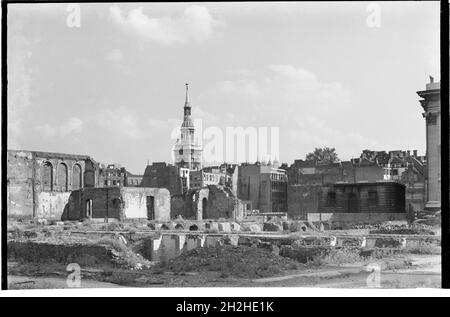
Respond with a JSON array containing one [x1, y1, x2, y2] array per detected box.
[[42, 161, 53, 191], [57, 163, 68, 192], [72, 164, 82, 190]]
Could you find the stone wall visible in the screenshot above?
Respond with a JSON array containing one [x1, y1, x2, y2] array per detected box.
[[171, 194, 195, 219], [64, 187, 122, 221], [63, 187, 171, 221], [36, 192, 71, 219], [287, 184, 321, 219], [141, 163, 183, 196], [318, 182, 405, 214], [7, 149, 99, 218], [121, 187, 171, 221], [197, 186, 240, 220], [307, 212, 406, 224]]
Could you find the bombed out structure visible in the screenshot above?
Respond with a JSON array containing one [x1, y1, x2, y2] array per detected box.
[[62, 187, 171, 222], [318, 182, 405, 214], [7, 150, 99, 219]]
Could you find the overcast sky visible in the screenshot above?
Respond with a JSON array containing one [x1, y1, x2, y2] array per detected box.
[[7, 2, 440, 174]]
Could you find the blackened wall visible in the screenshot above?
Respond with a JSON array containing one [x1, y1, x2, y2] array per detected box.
[[318, 182, 405, 214]]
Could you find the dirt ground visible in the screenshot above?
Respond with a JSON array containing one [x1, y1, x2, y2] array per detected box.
[[7, 253, 441, 289], [6, 220, 441, 289]]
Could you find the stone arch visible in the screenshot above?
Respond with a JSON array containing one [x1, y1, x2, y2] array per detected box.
[[57, 162, 68, 192], [42, 161, 53, 191], [175, 223, 184, 230], [72, 163, 82, 190], [189, 224, 199, 231]]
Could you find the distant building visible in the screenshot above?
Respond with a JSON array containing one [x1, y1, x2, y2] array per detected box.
[[417, 78, 441, 210], [173, 84, 202, 171], [287, 150, 426, 218], [237, 163, 288, 213], [125, 171, 143, 187], [318, 182, 406, 214], [190, 167, 227, 190], [98, 164, 126, 187], [141, 162, 188, 196]]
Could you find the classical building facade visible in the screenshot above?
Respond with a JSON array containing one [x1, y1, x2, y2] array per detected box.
[[173, 84, 202, 171], [417, 77, 441, 210]]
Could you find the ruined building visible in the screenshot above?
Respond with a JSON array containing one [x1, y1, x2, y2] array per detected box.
[[98, 163, 143, 187], [171, 185, 246, 221], [7, 150, 99, 219], [237, 162, 288, 213], [62, 187, 171, 222], [417, 77, 441, 211], [286, 149, 426, 219], [189, 167, 226, 190], [141, 162, 188, 196], [173, 83, 202, 171], [318, 182, 405, 214]]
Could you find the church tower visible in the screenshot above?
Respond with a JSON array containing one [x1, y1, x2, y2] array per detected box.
[[173, 83, 202, 171]]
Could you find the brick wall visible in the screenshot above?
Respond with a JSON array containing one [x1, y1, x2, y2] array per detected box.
[[318, 182, 405, 214], [7, 149, 97, 218], [36, 192, 71, 219], [63, 187, 171, 221], [287, 184, 321, 219]]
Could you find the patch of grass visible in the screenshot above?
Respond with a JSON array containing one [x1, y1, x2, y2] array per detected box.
[[95, 237, 152, 270], [154, 245, 298, 279], [306, 248, 363, 268], [383, 259, 413, 271], [405, 243, 441, 255], [96, 237, 128, 253], [102, 222, 124, 231], [369, 223, 435, 235]]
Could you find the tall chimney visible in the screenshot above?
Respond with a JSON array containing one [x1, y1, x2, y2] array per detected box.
[[413, 150, 417, 157]]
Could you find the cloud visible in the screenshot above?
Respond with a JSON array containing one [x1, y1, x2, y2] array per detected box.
[[217, 79, 261, 97], [36, 117, 83, 139], [287, 115, 384, 161], [195, 64, 359, 161], [61, 117, 83, 137], [105, 48, 123, 62], [199, 64, 352, 125], [96, 107, 141, 139], [7, 34, 32, 149], [109, 5, 222, 45]]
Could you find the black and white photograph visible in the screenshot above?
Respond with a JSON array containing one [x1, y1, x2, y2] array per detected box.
[[1, 1, 446, 295]]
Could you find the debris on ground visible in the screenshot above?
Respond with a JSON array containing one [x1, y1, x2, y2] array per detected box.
[[154, 245, 300, 278]]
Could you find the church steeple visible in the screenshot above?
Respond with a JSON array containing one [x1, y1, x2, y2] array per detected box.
[[184, 83, 191, 117], [174, 83, 203, 171], [182, 83, 194, 128], [185, 83, 190, 107]]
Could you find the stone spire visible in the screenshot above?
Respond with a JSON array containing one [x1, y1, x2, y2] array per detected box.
[[185, 83, 190, 107], [182, 83, 193, 127]]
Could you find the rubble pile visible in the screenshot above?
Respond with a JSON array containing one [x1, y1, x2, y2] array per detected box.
[[154, 245, 299, 278]]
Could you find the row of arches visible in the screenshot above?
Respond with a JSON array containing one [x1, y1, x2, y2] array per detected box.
[[42, 161, 82, 192]]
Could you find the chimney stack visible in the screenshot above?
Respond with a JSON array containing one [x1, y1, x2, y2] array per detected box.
[[413, 150, 417, 157]]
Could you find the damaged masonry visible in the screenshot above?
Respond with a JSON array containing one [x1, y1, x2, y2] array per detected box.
[[5, 3, 442, 290]]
